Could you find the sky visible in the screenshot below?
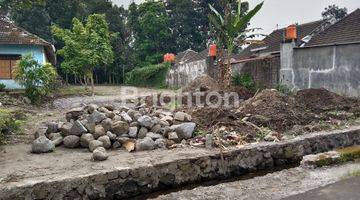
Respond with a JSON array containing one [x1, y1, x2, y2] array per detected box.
[[112, 0, 360, 35]]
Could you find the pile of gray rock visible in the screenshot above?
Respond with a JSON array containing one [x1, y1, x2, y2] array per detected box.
[[31, 104, 196, 161]]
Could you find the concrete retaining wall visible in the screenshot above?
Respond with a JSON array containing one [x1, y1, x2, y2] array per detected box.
[[1, 127, 360, 199], [280, 42, 360, 97]]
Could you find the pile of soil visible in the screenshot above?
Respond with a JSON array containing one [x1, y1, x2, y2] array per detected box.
[[179, 75, 253, 107], [190, 88, 360, 143], [182, 75, 220, 93], [295, 88, 359, 113], [236, 89, 315, 132]]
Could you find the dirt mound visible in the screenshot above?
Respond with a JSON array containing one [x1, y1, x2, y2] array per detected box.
[[237, 89, 314, 132], [295, 88, 357, 113], [182, 75, 220, 93], [224, 86, 254, 100]]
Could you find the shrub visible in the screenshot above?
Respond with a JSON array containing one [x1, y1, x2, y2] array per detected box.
[[13, 55, 57, 104], [232, 73, 255, 91], [0, 83, 6, 92], [276, 83, 293, 95], [125, 62, 170, 88], [0, 109, 25, 145]]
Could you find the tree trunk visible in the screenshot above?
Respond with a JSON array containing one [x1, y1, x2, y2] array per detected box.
[[90, 71, 95, 96], [224, 52, 232, 87]]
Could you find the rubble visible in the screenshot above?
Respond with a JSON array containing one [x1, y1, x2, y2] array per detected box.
[[32, 103, 198, 159]]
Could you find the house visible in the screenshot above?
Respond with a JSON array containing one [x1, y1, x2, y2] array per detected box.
[[0, 18, 56, 89], [280, 9, 360, 96], [232, 19, 327, 88], [166, 48, 211, 88]]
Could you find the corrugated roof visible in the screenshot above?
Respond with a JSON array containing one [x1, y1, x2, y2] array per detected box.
[[305, 9, 360, 47], [238, 20, 325, 60]]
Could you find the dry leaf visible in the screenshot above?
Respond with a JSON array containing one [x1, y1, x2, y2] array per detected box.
[[123, 140, 135, 152]]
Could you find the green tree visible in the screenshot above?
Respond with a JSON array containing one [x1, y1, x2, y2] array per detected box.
[[166, 0, 205, 52], [209, 0, 263, 86], [52, 14, 114, 94], [130, 0, 173, 66], [13, 55, 57, 104], [322, 5, 348, 21], [10, 4, 53, 42]]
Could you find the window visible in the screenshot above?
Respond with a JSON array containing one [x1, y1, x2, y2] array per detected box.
[[0, 55, 20, 79]]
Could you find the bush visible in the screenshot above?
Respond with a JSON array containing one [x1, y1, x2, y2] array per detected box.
[[0, 109, 25, 145], [125, 62, 170, 88], [0, 83, 6, 92], [13, 55, 57, 104], [276, 83, 293, 95], [232, 73, 255, 91]]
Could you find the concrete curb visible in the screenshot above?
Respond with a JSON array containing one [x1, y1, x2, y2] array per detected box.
[[1, 127, 360, 199]]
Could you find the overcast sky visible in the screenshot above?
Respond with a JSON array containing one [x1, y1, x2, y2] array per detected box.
[[112, 0, 360, 35]]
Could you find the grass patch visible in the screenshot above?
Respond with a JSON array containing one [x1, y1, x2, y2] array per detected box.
[[337, 145, 360, 162], [57, 86, 92, 97], [342, 170, 360, 180], [0, 108, 27, 145]]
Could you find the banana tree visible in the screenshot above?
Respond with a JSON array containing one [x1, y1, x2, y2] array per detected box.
[[209, 0, 264, 87]]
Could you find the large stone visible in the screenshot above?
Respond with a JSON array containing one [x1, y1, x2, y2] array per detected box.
[[63, 135, 80, 148], [160, 116, 174, 124], [85, 104, 98, 114], [31, 136, 55, 154], [112, 141, 122, 149], [34, 127, 48, 139], [130, 122, 139, 127], [128, 127, 138, 138], [174, 112, 192, 122], [138, 127, 148, 139], [104, 104, 115, 111], [146, 132, 163, 140], [81, 119, 95, 134], [106, 131, 117, 142], [112, 121, 129, 136], [98, 107, 110, 113], [137, 115, 154, 128], [98, 136, 111, 149], [46, 122, 59, 134], [48, 132, 63, 146], [105, 112, 115, 119], [94, 125, 106, 139], [70, 120, 88, 136], [155, 138, 167, 149], [151, 124, 162, 134], [66, 107, 85, 122], [168, 132, 180, 143], [89, 140, 104, 152], [60, 122, 72, 137], [171, 123, 196, 139], [136, 137, 156, 151], [92, 147, 108, 161], [80, 134, 95, 148], [120, 111, 133, 123], [101, 118, 113, 132], [87, 111, 106, 124]]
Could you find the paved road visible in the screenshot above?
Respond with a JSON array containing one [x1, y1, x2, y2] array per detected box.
[[283, 176, 360, 200]]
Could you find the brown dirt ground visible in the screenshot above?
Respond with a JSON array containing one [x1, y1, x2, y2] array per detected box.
[[189, 88, 360, 144]]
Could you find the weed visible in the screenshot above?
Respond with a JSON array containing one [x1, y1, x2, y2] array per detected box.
[[232, 73, 255, 92]]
